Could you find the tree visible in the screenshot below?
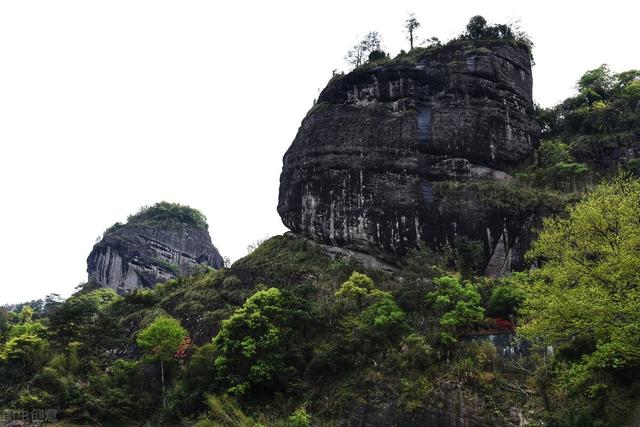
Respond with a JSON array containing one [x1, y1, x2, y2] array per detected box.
[[212, 288, 306, 396], [345, 31, 382, 68], [466, 15, 487, 40], [517, 139, 589, 190], [136, 315, 187, 411], [520, 174, 640, 420], [486, 276, 527, 318], [48, 288, 120, 347], [335, 271, 375, 311], [1, 333, 49, 379], [454, 236, 485, 280], [335, 272, 406, 345], [577, 64, 614, 104], [18, 305, 33, 323], [426, 276, 484, 343], [404, 12, 420, 50]]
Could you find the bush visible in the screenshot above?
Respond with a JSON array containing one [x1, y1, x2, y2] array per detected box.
[[427, 276, 484, 343], [486, 282, 526, 318], [127, 201, 209, 230], [212, 288, 307, 397]]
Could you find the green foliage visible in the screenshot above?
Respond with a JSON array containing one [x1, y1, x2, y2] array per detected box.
[[538, 65, 640, 176], [212, 287, 306, 397], [433, 179, 574, 214], [401, 248, 442, 283], [1, 333, 49, 378], [9, 208, 640, 426], [137, 315, 187, 412], [103, 221, 123, 235], [48, 288, 121, 348], [520, 174, 640, 424], [137, 315, 187, 362], [127, 201, 209, 230], [287, 407, 311, 427], [404, 12, 420, 50], [516, 139, 589, 190], [578, 64, 615, 104], [195, 394, 259, 427], [336, 272, 406, 333], [152, 256, 181, 275], [486, 280, 526, 319], [427, 276, 484, 343], [335, 271, 375, 309], [453, 236, 484, 280], [460, 15, 533, 51]]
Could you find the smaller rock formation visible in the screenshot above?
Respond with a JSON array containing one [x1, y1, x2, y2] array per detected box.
[[87, 202, 224, 294]]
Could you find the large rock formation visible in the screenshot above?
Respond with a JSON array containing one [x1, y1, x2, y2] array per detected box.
[[87, 202, 224, 294], [278, 40, 545, 274]]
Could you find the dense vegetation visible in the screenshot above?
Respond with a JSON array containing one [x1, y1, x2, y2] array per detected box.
[[1, 18, 639, 427], [343, 15, 533, 74], [121, 201, 210, 231], [536, 65, 640, 179], [2, 174, 640, 425]]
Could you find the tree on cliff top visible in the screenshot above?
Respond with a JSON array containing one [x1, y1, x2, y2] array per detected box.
[[404, 12, 421, 50], [345, 31, 382, 68], [461, 15, 533, 51]]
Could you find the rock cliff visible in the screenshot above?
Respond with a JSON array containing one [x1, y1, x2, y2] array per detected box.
[[87, 202, 223, 294], [278, 40, 544, 274]]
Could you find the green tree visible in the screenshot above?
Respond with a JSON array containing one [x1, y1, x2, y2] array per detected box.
[[1, 334, 49, 380], [520, 174, 640, 422], [335, 272, 406, 357], [454, 236, 484, 280], [48, 288, 120, 347], [427, 276, 484, 343], [18, 305, 33, 323], [486, 276, 527, 318], [212, 287, 306, 396], [335, 271, 376, 310], [577, 64, 614, 104], [136, 315, 187, 411]]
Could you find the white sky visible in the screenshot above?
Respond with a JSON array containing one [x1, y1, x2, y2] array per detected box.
[[0, 0, 637, 304]]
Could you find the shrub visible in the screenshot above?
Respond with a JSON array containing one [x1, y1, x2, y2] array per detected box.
[[212, 287, 307, 397], [127, 201, 208, 230], [427, 276, 484, 343], [486, 282, 526, 318]]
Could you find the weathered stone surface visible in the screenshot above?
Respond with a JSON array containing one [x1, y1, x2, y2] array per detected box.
[[87, 210, 223, 294], [278, 40, 541, 272], [340, 384, 510, 426]]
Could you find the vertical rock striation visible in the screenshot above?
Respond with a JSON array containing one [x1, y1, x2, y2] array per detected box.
[[278, 40, 543, 273], [87, 203, 224, 294]]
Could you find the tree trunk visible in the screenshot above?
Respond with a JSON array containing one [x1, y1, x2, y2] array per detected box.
[[161, 359, 166, 412]]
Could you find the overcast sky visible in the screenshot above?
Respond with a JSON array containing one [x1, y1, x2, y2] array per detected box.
[[0, 0, 637, 304]]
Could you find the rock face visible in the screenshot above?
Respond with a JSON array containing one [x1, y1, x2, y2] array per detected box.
[[87, 203, 224, 294], [278, 40, 542, 273]]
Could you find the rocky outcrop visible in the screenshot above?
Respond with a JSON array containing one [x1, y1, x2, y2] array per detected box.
[[278, 40, 543, 273], [87, 203, 223, 294], [340, 384, 523, 426]]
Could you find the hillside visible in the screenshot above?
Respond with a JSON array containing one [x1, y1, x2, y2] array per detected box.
[[1, 15, 639, 427]]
